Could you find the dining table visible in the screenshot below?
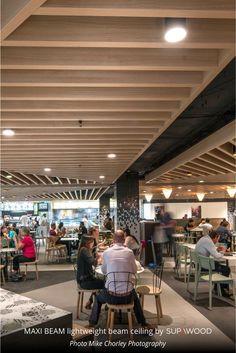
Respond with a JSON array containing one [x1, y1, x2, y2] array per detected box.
[[0, 248, 17, 280]]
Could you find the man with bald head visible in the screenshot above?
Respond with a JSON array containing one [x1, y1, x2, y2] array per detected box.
[[89, 229, 151, 328]]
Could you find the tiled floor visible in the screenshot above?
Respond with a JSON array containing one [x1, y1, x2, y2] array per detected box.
[[21, 266, 234, 352]]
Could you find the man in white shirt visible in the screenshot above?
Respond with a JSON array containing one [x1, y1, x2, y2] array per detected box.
[[198, 218, 213, 236], [20, 214, 29, 227], [40, 213, 49, 237], [195, 230, 231, 295], [89, 230, 151, 328]]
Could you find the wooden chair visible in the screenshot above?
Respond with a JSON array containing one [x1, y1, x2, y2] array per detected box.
[[196, 254, 235, 310], [106, 271, 136, 340], [136, 262, 164, 325], [72, 263, 101, 319], [45, 236, 67, 262], [76, 284, 100, 319], [19, 260, 39, 280], [0, 264, 5, 285]]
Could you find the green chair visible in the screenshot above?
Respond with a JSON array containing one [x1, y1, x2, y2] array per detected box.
[[175, 243, 190, 282], [186, 250, 200, 301], [196, 254, 235, 310]]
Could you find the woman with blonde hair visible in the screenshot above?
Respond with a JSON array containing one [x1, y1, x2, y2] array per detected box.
[[77, 235, 104, 309]]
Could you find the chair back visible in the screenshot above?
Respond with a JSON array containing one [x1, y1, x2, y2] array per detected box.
[[106, 271, 136, 295], [152, 261, 164, 292], [197, 254, 215, 273]]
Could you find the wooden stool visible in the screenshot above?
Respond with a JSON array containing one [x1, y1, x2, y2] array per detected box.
[[0, 265, 5, 285], [20, 260, 39, 280], [71, 322, 94, 342], [77, 285, 100, 319], [107, 302, 134, 340], [136, 285, 163, 324]]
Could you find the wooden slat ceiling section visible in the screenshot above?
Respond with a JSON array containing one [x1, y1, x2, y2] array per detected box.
[[1, 0, 235, 190], [0, 170, 109, 201], [139, 182, 234, 200], [152, 140, 236, 183]]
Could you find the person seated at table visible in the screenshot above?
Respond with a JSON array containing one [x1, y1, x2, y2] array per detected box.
[[216, 220, 232, 249], [77, 235, 104, 309], [12, 227, 36, 278], [8, 225, 18, 248], [88, 230, 154, 329], [184, 218, 195, 235], [49, 222, 58, 237], [78, 221, 87, 239], [1, 226, 10, 248], [195, 230, 231, 296], [198, 218, 213, 236], [124, 228, 140, 258], [88, 226, 108, 253], [56, 222, 70, 259]]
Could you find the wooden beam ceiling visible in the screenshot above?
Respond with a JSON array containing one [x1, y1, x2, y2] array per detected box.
[[1, 0, 235, 200]]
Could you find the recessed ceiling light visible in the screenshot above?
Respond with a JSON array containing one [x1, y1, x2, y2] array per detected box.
[[187, 173, 192, 176], [6, 175, 12, 179], [199, 180, 204, 183], [177, 186, 182, 189], [2, 129, 15, 136], [164, 18, 187, 43], [99, 175, 105, 179], [54, 182, 59, 185], [188, 189, 191, 192], [210, 191, 214, 194], [44, 168, 51, 172], [1, 196, 5, 199], [143, 190, 146, 193], [107, 153, 116, 159]]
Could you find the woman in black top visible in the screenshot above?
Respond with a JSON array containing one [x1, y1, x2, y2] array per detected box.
[[77, 236, 104, 309]]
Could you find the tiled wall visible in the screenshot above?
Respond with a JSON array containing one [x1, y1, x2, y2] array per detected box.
[[115, 172, 140, 238]]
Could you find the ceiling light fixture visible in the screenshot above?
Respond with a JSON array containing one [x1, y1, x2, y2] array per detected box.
[[162, 188, 172, 199], [199, 180, 204, 183], [227, 188, 236, 198], [99, 175, 105, 179], [2, 129, 15, 136], [210, 191, 214, 194], [196, 193, 205, 201], [145, 193, 153, 202], [177, 186, 182, 189], [44, 168, 51, 172], [6, 175, 12, 179], [187, 173, 192, 176], [164, 18, 187, 43], [107, 153, 116, 159], [188, 189, 191, 192]]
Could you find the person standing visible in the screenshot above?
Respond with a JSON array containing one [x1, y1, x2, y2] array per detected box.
[[40, 213, 49, 237], [82, 215, 89, 231]]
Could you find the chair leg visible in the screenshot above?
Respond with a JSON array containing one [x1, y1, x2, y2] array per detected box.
[[1, 269, 5, 285], [107, 309, 111, 329], [35, 263, 39, 280], [127, 309, 133, 339], [80, 292, 84, 313], [109, 310, 115, 341], [25, 264, 28, 280], [157, 295, 163, 318], [209, 283, 212, 310], [77, 292, 81, 319], [155, 295, 160, 324]]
